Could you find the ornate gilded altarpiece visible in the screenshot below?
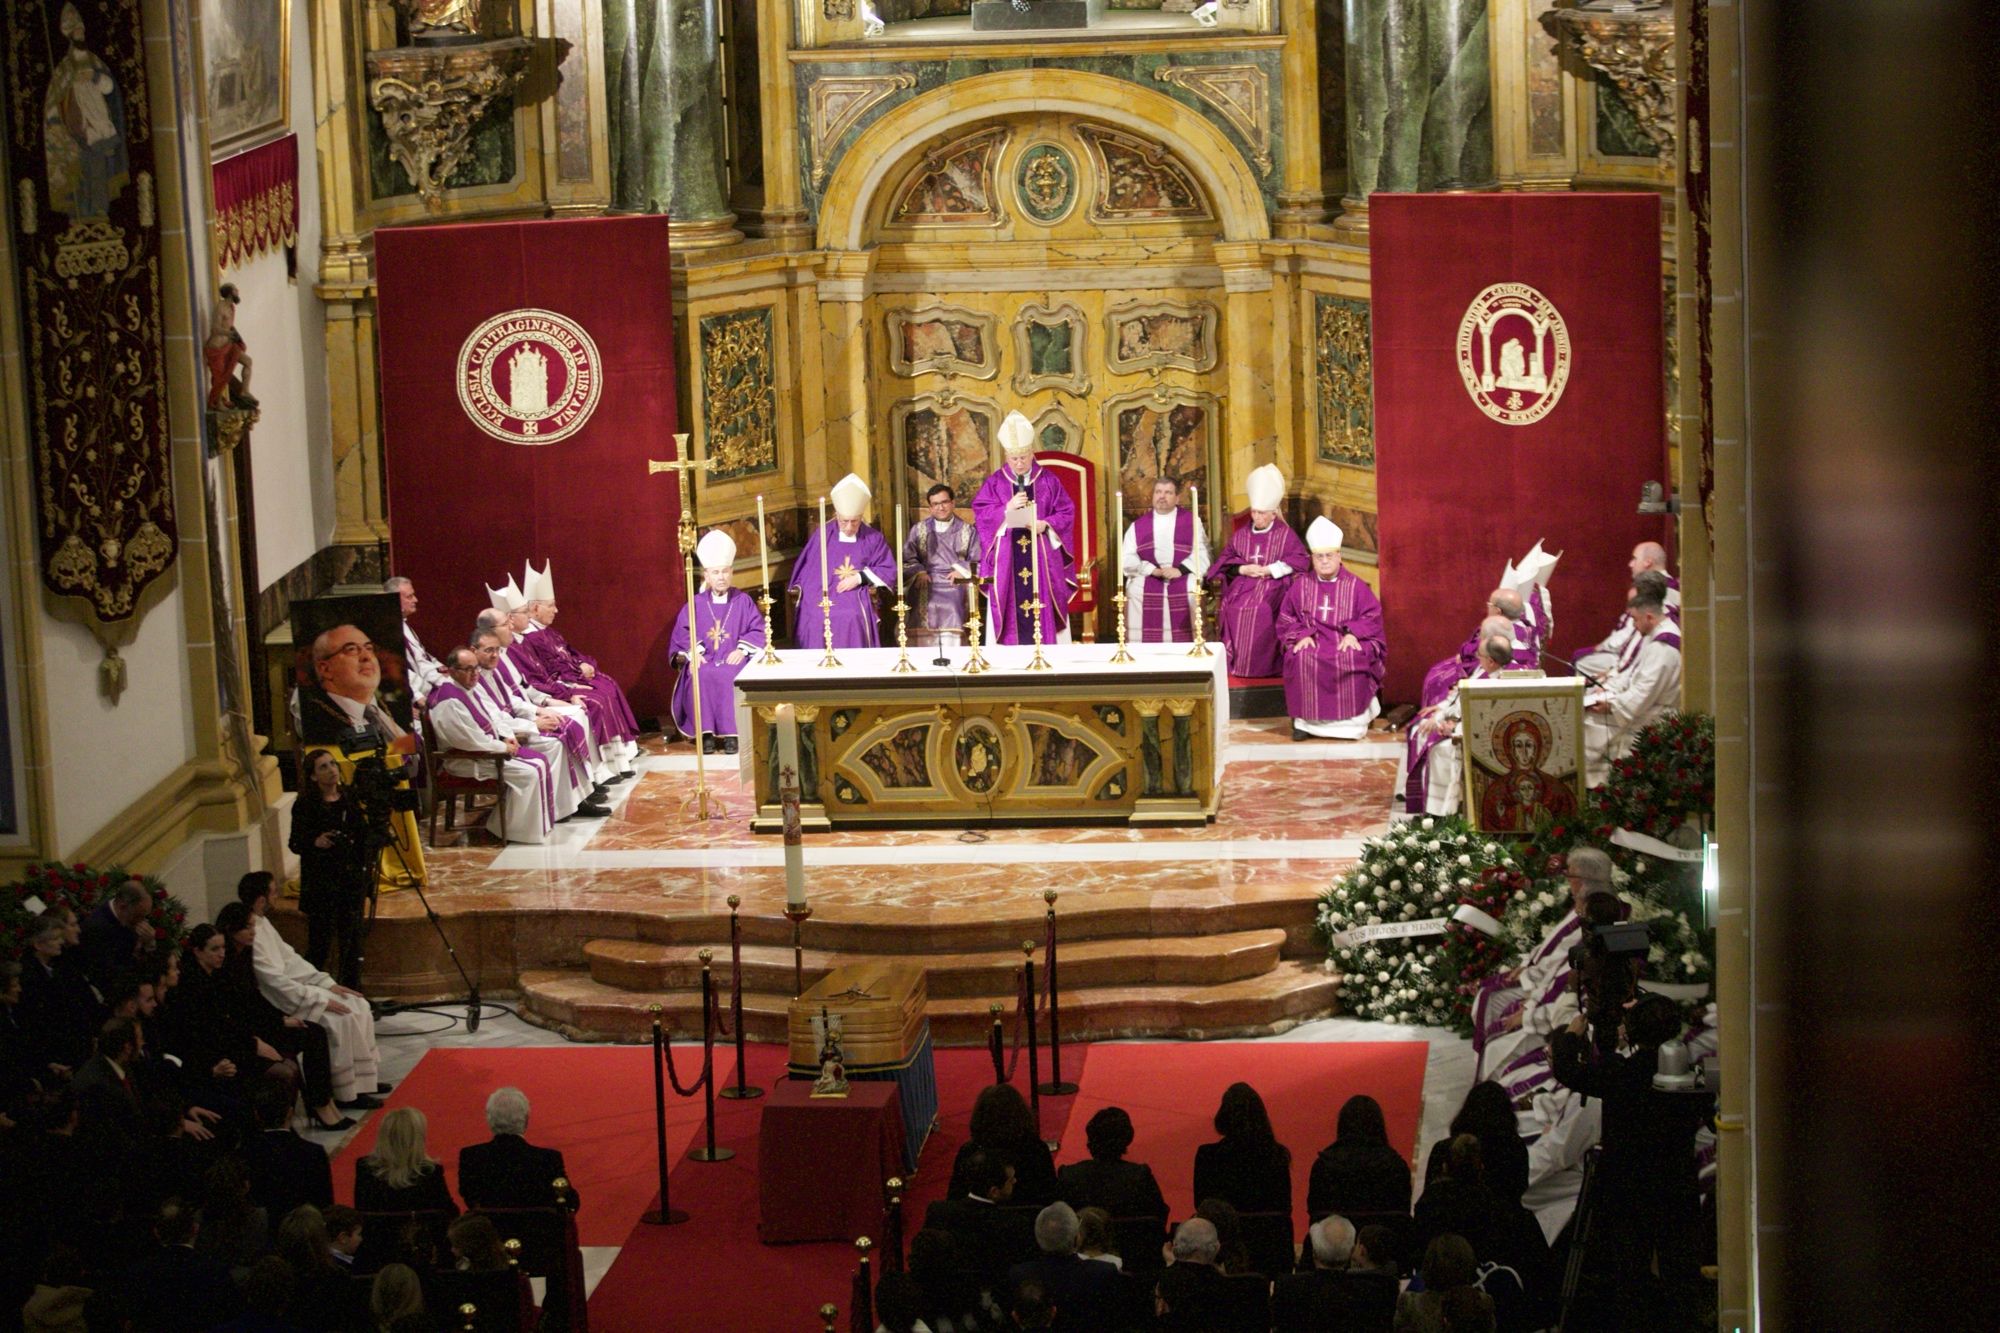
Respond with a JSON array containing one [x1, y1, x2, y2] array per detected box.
[[1314, 294, 1374, 467], [2, 0, 177, 623], [697, 306, 779, 480], [1105, 387, 1218, 519]]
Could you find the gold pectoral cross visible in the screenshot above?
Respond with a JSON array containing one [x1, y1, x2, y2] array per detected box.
[[835, 557, 858, 582], [705, 621, 729, 650]]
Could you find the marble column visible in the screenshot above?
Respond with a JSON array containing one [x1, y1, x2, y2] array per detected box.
[[604, 0, 740, 246], [1341, 0, 1495, 223]]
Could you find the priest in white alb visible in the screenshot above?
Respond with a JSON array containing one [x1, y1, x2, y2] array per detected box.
[[1397, 629, 1516, 816], [1583, 587, 1683, 785], [387, 577, 446, 704], [1277, 517, 1385, 740], [1119, 476, 1211, 644], [476, 604, 616, 787], [425, 645, 563, 843], [472, 627, 606, 819], [1574, 555, 1680, 679]]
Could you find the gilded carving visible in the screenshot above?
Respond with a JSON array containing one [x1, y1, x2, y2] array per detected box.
[[698, 306, 779, 480], [887, 304, 999, 379], [955, 719, 1002, 794], [808, 73, 915, 189], [366, 39, 533, 211], [1011, 302, 1090, 396], [888, 126, 1009, 226], [1152, 64, 1272, 175], [1014, 142, 1078, 223], [1106, 301, 1219, 375], [1314, 294, 1374, 467], [1546, 6, 1677, 166], [1074, 124, 1211, 222]]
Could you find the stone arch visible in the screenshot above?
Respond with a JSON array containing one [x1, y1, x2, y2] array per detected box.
[[818, 70, 1270, 250]]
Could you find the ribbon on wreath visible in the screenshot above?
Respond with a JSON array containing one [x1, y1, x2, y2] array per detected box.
[[210, 133, 297, 269]]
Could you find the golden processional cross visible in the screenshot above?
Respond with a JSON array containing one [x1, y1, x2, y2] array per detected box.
[[647, 432, 725, 821]]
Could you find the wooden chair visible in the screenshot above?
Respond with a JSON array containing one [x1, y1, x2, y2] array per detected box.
[[1031, 450, 1100, 640], [420, 702, 508, 845], [473, 1202, 587, 1331], [1234, 1208, 1301, 1278], [425, 1266, 536, 1333], [785, 582, 892, 649], [356, 1206, 458, 1274]]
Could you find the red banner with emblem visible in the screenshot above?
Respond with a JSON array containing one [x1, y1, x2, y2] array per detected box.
[[376, 216, 683, 717], [1371, 194, 1670, 703]]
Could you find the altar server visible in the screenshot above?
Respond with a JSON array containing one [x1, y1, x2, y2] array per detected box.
[[671, 529, 766, 753], [1214, 464, 1309, 677], [973, 412, 1075, 646], [1583, 588, 1682, 784], [426, 646, 561, 843], [789, 473, 897, 649], [1420, 587, 1536, 710], [1277, 518, 1385, 740], [1120, 476, 1211, 644], [902, 483, 975, 646], [516, 559, 643, 752], [495, 573, 639, 779], [387, 577, 446, 704], [1575, 557, 1680, 678], [472, 628, 604, 819], [1398, 630, 1516, 816]]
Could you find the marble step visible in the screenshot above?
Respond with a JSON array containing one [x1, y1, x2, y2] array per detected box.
[[582, 928, 1289, 997], [517, 960, 1341, 1046]]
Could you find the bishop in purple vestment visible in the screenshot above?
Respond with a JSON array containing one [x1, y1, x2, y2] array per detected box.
[[1418, 586, 1537, 710], [1278, 518, 1385, 739], [972, 412, 1075, 645], [513, 559, 641, 744], [672, 530, 766, 748], [1214, 464, 1308, 678], [790, 473, 896, 650]]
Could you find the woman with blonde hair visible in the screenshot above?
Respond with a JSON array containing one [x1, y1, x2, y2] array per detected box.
[[355, 1107, 459, 1215], [370, 1263, 432, 1332]]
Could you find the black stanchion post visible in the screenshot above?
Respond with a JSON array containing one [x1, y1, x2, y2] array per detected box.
[[987, 1002, 1005, 1085], [691, 949, 735, 1162], [819, 1302, 838, 1332], [883, 1177, 905, 1272], [720, 894, 763, 1100], [1037, 889, 1078, 1095], [850, 1237, 874, 1333], [1021, 942, 1042, 1136], [640, 1003, 688, 1225]]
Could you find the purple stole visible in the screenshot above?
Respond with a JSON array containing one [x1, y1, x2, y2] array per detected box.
[[1404, 667, 1485, 812], [479, 668, 590, 793], [430, 680, 553, 832], [1135, 509, 1196, 641]]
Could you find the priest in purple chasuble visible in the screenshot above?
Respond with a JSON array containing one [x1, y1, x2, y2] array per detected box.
[[1120, 475, 1211, 644], [1399, 626, 1514, 816], [672, 530, 766, 752], [424, 647, 559, 844], [972, 411, 1075, 645], [903, 483, 976, 643], [514, 559, 642, 744], [1472, 848, 1617, 1081], [789, 473, 896, 649], [1419, 586, 1537, 710], [1278, 517, 1386, 740], [1214, 464, 1309, 677], [490, 574, 639, 778], [472, 626, 599, 815]]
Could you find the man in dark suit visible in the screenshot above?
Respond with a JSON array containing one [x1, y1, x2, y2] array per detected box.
[[115, 1197, 244, 1331], [73, 1017, 147, 1153], [457, 1085, 578, 1210], [925, 1149, 1032, 1289], [18, 913, 98, 1072], [80, 881, 154, 984], [1005, 1202, 1125, 1333], [1271, 1214, 1398, 1332], [240, 1078, 333, 1226]]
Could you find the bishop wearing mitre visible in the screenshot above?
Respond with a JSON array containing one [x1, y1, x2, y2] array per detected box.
[[1214, 464, 1310, 677], [1277, 517, 1386, 740], [789, 473, 896, 649], [972, 412, 1075, 644], [670, 530, 766, 754]]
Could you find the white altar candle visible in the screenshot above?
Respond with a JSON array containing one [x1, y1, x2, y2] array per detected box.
[[1030, 494, 1041, 615], [777, 704, 805, 907], [756, 494, 770, 589], [818, 495, 829, 592], [1114, 487, 1123, 577], [895, 501, 904, 592]]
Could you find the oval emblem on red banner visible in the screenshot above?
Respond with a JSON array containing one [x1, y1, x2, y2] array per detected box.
[[1455, 283, 1572, 426], [456, 308, 603, 444]]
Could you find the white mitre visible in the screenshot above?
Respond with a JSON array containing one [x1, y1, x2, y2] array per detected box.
[[522, 559, 555, 603], [998, 411, 1035, 457], [1516, 539, 1561, 589], [696, 529, 737, 571], [1306, 516, 1344, 554], [487, 574, 526, 613], [1245, 464, 1286, 512], [830, 473, 871, 520]]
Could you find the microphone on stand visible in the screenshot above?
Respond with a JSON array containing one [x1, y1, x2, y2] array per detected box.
[[1537, 647, 1607, 689]]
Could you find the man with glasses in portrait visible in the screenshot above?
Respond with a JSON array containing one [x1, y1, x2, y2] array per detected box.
[[296, 623, 409, 746]]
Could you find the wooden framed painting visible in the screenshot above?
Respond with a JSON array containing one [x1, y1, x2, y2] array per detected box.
[[1458, 676, 1586, 836], [201, 2, 291, 158]]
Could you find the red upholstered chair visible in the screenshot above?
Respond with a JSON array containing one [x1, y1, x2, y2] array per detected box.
[[419, 702, 508, 845], [1033, 450, 1100, 640]]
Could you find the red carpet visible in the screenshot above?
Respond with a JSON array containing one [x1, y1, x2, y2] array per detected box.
[[588, 1038, 1427, 1332], [331, 1045, 739, 1246]]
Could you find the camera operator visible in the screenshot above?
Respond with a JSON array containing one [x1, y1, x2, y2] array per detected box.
[[1549, 928, 1708, 1332], [287, 749, 375, 989]]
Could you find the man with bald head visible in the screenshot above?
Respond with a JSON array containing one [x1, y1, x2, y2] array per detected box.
[[296, 624, 408, 745], [1574, 545, 1681, 678], [1397, 631, 1517, 815], [1419, 586, 1538, 711]]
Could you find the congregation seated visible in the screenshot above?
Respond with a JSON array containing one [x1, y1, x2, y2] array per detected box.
[[80, 880, 157, 985], [276, 1203, 370, 1332], [113, 1197, 246, 1332], [1192, 1082, 1293, 1219], [1003, 1202, 1125, 1333], [925, 1150, 1036, 1291], [1411, 1137, 1553, 1333], [370, 1262, 435, 1333], [1424, 1083, 1531, 1210], [1307, 1094, 1414, 1221], [1055, 1106, 1167, 1222], [1393, 1234, 1496, 1333], [950, 1084, 1058, 1207], [1271, 1214, 1398, 1333], [905, 1226, 996, 1332], [1153, 1218, 1267, 1332], [357, 1107, 461, 1215], [238, 872, 382, 1111]]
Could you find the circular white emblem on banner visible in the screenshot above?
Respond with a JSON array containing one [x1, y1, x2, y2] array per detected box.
[[456, 308, 603, 445], [1455, 283, 1572, 426]]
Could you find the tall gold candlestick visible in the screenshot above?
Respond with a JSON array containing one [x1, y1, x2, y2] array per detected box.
[[755, 496, 779, 663], [1187, 482, 1212, 658], [1025, 502, 1051, 671], [890, 502, 915, 673], [816, 497, 840, 668], [961, 576, 989, 674], [1110, 487, 1133, 662]]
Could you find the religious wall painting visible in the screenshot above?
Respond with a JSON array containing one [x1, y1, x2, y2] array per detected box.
[[2, 0, 179, 630], [200, 1, 290, 157], [1105, 388, 1216, 520], [1074, 124, 1211, 222], [1314, 293, 1374, 467], [1106, 301, 1218, 375], [887, 125, 1008, 226], [1014, 141, 1078, 224], [1459, 677, 1586, 837], [893, 392, 999, 526], [698, 306, 779, 480], [1010, 302, 1089, 396], [1031, 405, 1082, 456], [887, 305, 998, 379]]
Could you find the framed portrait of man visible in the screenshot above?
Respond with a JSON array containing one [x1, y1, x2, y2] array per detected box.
[[1459, 676, 1586, 836], [290, 593, 414, 751]]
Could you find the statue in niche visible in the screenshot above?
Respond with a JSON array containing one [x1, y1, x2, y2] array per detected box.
[[43, 3, 129, 225], [395, 1, 489, 41], [204, 284, 257, 410]]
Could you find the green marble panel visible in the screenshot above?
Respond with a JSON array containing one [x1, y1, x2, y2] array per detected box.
[[366, 97, 517, 201], [1593, 77, 1660, 159], [1343, 0, 1493, 195]]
